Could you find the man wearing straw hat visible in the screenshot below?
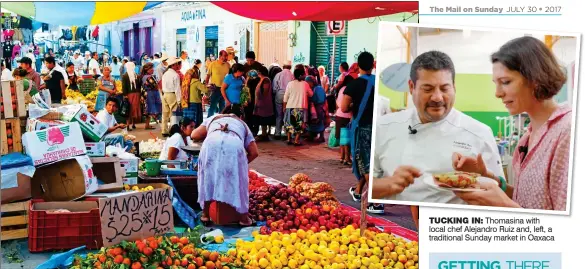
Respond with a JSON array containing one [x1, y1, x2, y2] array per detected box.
[[226, 46, 238, 67], [161, 56, 183, 136]]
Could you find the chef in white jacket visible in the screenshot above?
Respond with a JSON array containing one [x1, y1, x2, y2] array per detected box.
[[371, 51, 505, 204]]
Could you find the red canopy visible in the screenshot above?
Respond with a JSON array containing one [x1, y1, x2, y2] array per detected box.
[[211, 1, 418, 21]]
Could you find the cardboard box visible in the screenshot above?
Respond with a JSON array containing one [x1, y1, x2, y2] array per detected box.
[[91, 157, 125, 192], [31, 155, 98, 201], [120, 158, 139, 178], [1, 173, 32, 203], [123, 177, 138, 185], [26, 118, 66, 132], [85, 142, 106, 157], [60, 105, 107, 142], [22, 122, 87, 166], [95, 183, 174, 247]]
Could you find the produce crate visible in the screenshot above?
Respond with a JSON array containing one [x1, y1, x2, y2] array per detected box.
[[28, 199, 103, 252], [1, 200, 30, 241], [78, 78, 96, 96], [0, 80, 26, 119], [1, 118, 23, 154]]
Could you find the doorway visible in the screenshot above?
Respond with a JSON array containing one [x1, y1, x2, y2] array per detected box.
[[205, 26, 219, 59], [176, 28, 187, 57]]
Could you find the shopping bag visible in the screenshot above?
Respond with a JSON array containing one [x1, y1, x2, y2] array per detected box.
[[41, 89, 52, 106], [328, 125, 340, 148], [119, 97, 130, 118]]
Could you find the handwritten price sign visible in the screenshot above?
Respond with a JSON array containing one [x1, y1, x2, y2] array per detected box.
[[99, 186, 174, 247]]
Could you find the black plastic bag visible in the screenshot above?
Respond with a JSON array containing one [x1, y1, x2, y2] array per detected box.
[[120, 97, 131, 118]]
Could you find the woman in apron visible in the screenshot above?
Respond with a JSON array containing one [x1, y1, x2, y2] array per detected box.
[[95, 66, 116, 112], [191, 105, 259, 226]]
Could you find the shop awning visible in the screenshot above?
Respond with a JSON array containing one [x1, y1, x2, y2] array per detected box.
[[1, 1, 162, 25], [211, 1, 418, 21]]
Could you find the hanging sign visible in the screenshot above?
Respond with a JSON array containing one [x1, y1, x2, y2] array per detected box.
[[327, 21, 346, 36]]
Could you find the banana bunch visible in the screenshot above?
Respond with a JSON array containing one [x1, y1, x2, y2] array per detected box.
[[115, 81, 123, 93]]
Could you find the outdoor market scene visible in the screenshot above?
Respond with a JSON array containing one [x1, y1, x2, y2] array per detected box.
[[0, 2, 420, 269]]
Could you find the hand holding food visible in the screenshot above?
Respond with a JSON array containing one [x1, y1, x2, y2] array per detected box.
[[372, 165, 422, 198], [454, 181, 521, 208]]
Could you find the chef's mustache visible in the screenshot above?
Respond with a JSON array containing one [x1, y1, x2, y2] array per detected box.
[[426, 101, 445, 108]]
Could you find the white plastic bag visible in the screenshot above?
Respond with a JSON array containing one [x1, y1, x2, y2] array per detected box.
[[1, 165, 36, 190]]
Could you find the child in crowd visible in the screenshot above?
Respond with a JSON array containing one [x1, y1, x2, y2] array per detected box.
[[96, 97, 134, 152]]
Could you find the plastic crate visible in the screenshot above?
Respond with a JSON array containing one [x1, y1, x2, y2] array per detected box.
[[28, 199, 103, 252]]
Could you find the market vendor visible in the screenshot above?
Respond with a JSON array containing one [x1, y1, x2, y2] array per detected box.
[[65, 62, 83, 91], [191, 105, 259, 226], [455, 37, 570, 211], [371, 50, 505, 204], [159, 117, 196, 167], [95, 66, 117, 112], [96, 97, 134, 152], [39, 56, 66, 104]]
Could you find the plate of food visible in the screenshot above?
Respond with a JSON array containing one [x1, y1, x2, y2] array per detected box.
[[422, 171, 497, 192]]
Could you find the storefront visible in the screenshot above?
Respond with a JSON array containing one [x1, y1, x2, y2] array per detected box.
[[160, 3, 252, 62], [117, 15, 158, 60]]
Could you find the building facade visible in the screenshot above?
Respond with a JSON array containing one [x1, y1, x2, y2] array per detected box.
[[159, 2, 253, 62]]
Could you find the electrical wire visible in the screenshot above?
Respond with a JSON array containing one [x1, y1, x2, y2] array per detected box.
[[402, 12, 418, 22]]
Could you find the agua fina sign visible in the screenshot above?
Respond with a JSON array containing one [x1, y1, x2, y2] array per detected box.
[[181, 9, 207, 22]]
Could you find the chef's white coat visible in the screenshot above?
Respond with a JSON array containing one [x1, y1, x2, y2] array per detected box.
[[372, 108, 505, 204]]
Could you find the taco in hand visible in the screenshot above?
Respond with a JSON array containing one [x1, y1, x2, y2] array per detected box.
[[433, 171, 480, 188]]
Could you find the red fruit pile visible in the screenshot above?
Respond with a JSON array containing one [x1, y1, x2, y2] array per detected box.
[[259, 203, 377, 235], [249, 184, 310, 222], [248, 170, 268, 191]]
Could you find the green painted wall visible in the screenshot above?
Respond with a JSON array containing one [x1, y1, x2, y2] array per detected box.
[[462, 111, 510, 136], [378, 74, 509, 136]]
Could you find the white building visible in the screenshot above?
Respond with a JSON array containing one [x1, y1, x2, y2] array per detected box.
[[157, 2, 253, 63]]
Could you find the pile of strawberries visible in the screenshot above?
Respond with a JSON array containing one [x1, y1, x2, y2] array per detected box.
[[70, 235, 239, 269]]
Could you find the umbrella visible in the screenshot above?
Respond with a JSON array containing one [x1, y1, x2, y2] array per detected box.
[[2, 1, 162, 25], [212, 1, 418, 21]]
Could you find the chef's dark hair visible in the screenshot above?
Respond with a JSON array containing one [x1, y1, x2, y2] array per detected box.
[[169, 117, 195, 137], [491, 36, 566, 101], [410, 50, 455, 85]]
